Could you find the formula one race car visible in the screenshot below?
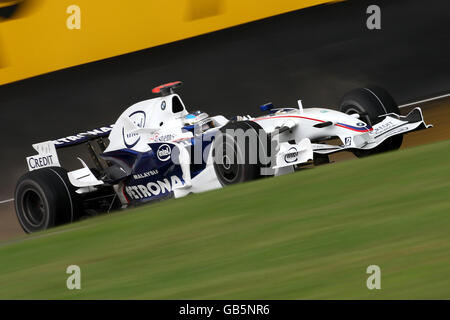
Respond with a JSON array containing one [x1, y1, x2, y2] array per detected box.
[[15, 82, 431, 232]]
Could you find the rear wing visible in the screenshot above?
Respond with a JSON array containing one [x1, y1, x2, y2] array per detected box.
[[26, 125, 114, 171], [53, 125, 114, 149]]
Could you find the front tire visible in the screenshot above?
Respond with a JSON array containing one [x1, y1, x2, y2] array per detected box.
[[14, 167, 80, 233], [339, 86, 403, 157], [212, 121, 269, 186]]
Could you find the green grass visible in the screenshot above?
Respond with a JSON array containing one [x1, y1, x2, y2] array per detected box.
[[1, 140, 450, 299]]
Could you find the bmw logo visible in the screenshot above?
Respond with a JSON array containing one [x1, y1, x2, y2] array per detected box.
[[356, 122, 366, 127], [161, 101, 166, 110]]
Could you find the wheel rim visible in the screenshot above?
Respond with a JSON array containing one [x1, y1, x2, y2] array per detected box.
[[222, 155, 232, 170], [22, 189, 46, 227], [215, 140, 240, 183]]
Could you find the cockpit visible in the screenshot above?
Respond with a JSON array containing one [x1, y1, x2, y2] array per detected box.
[[182, 110, 217, 135]]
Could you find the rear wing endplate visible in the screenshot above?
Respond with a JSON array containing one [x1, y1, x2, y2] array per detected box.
[[26, 125, 114, 171]]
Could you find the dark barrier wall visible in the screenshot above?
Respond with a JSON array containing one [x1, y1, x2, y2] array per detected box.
[[1, 0, 450, 198]]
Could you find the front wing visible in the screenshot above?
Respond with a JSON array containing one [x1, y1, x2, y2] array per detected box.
[[312, 107, 432, 155]]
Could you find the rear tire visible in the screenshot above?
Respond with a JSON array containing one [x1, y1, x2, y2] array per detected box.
[[339, 86, 403, 157], [14, 167, 80, 233]]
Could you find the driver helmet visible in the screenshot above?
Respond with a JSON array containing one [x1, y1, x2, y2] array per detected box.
[[183, 110, 209, 126]]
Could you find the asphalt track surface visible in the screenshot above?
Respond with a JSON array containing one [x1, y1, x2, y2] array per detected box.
[[1, 0, 450, 239]]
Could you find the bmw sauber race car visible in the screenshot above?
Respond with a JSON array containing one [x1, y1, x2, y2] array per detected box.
[[15, 82, 432, 233]]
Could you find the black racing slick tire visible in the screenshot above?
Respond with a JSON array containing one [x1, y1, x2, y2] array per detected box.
[[14, 167, 80, 233], [339, 86, 403, 157], [212, 121, 269, 186]]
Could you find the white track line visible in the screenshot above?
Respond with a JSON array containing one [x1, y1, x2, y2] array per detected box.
[[0, 198, 14, 204], [399, 93, 450, 109]]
